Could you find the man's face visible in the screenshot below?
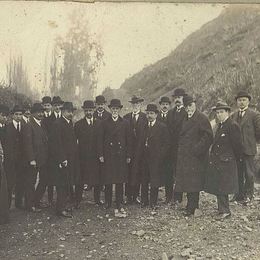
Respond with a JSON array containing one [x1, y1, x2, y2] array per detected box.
[[96, 103, 105, 112], [84, 108, 95, 119], [13, 111, 23, 122], [146, 111, 157, 122], [43, 103, 52, 113], [62, 109, 73, 120], [216, 109, 229, 122], [185, 102, 196, 117], [236, 97, 250, 110], [173, 96, 184, 107], [24, 109, 31, 118], [53, 104, 62, 113], [34, 111, 44, 120], [110, 107, 120, 117], [132, 102, 142, 113], [160, 102, 170, 112], [0, 113, 7, 124]]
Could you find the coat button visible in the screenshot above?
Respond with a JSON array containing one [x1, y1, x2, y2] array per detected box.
[[110, 142, 113, 146]]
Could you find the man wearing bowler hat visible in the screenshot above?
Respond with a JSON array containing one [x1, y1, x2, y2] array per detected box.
[[98, 99, 132, 215], [158, 96, 174, 204], [231, 90, 260, 204], [124, 95, 146, 205], [22, 103, 48, 213], [175, 95, 213, 216], [49, 102, 79, 218], [94, 95, 111, 121], [205, 101, 243, 219], [167, 88, 188, 206], [141, 103, 170, 209], [74, 100, 102, 208], [51, 96, 63, 119], [4, 105, 25, 209]]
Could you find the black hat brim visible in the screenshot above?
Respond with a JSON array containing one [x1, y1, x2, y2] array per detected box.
[[212, 106, 231, 111], [235, 95, 251, 101], [108, 105, 123, 108]]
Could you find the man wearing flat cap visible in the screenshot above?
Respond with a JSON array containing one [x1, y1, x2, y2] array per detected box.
[[231, 90, 260, 204], [140, 103, 170, 209], [94, 95, 111, 121], [167, 88, 188, 206], [4, 105, 25, 209], [157, 96, 174, 204], [49, 102, 79, 218], [22, 103, 48, 213], [97, 99, 132, 214], [123, 95, 146, 205], [205, 101, 243, 219], [74, 100, 102, 208], [175, 95, 213, 216]]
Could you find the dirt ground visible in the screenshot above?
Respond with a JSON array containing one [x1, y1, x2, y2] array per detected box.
[[1, 186, 260, 260]]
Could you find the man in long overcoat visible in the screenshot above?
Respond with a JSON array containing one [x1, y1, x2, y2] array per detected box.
[[205, 101, 244, 219], [0, 105, 9, 144], [4, 105, 24, 209], [22, 103, 48, 212], [49, 102, 79, 218], [157, 96, 173, 204], [175, 95, 213, 216], [231, 90, 260, 203], [97, 99, 132, 211], [74, 100, 102, 207], [167, 88, 187, 205], [141, 104, 171, 209], [123, 95, 146, 205]]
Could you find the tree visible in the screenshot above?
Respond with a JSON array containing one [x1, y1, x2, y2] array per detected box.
[[50, 9, 104, 104]]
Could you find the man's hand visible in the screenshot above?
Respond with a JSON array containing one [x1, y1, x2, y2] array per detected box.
[[30, 160, 37, 167], [126, 158, 131, 164], [99, 156, 105, 163], [59, 160, 68, 168]]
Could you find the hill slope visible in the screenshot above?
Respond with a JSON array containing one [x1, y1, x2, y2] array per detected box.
[[103, 5, 260, 112]]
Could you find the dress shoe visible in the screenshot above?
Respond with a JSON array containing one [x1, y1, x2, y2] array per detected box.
[[216, 212, 231, 220], [28, 207, 42, 213], [57, 210, 73, 218]]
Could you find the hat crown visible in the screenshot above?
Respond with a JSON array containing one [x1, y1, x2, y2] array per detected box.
[[129, 95, 144, 103], [12, 104, 24, 113], [159, 96, 171, 104], [42, 96, 52, 104], [31, 103, 44, 113], [146, 103, 158, 112], [213, 101, 231, 111], [62, 102, 75, 110], [82, 100, 95, 108], [52, 96, 63, 104], [183, 95, 195, 107], [95, 95, 106, 104], [173, 88, 186, 97], [235, 90, 251, 100], [109, 99, 123, 108], [0, 104, 9, 114]]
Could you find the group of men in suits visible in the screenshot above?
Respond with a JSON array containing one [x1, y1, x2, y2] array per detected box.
[[0, 88, 260, 223]]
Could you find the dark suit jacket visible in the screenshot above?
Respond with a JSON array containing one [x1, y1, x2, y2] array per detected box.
[[42, 113, 56, 137], [124, 112, 147, 185], [74, 117, 101, 185], [94, 110, 111, 121], [231, 108, 260, 156], [49, 117, 80, 185], [22, 117, 48, 168], [205, 118, 243, 195], [141, 120, 171, 187]]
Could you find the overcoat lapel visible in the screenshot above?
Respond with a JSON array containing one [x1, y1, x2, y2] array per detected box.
[[180, 110, 199, 135]]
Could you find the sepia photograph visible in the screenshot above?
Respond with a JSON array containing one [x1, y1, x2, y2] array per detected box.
[[0, 1, 260, 259]]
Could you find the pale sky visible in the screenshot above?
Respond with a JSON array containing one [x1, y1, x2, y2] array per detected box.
[[0, 2, 226, 97]]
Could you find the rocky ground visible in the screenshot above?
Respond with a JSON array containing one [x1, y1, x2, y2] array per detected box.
[[1, 186, 260, 260]]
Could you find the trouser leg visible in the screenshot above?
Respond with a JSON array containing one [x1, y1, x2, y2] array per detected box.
[[236, 160, 245, 200], [34, 167, 48, 206], [141, 183, 149, 205], [75, 184, 84, 204], [15, 165, 26, 208], [150, 186, 159, 207], [244, 155, 255, 200], [186, 192, 199, 214], [115, 183, 123, 209], [94, 185, 101, 203], [56, 185, 68, 213], [47, 185, 54, 204], [174, 192, 183, 203], [25, 167, 37, 209], [105, 184, 112, 207], [165, 183, 173, 202], [217, 194, 230, 214]]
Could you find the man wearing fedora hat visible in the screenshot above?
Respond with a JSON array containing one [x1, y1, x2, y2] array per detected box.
[[49, 102, 79, 218], [74, 100, 102, 208], [94, 95, 111, 121], [4, 105, 25, 209], [168, 88, 188, 206], [22, 103, 48, 213], [175, 95, 213, 216], [158, 96, 174, 204], [123, 95, 146, 205], [140, 103, 170, 209], [98, 99, 132, 214], [205, 101, 243, 219], [231, 90, 260, 204]]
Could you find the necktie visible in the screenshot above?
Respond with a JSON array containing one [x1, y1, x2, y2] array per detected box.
[[17, 122, 20, 132]]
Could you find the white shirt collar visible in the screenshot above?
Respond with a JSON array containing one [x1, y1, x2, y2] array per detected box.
[[63, 116, 70, 124], [187, 110, 196, 119], [220, 116, 229, 124], [54, 111, 61, 118], [45, 111, 52, 117], [149, 119, 156, 127], [0, 123, 4, 128], [33, 117, 41, 126], [239, 106, 248, 112], [86, 117, 93, 124], [112, 116, 119, 122], [13, 120, 19, 129], [22, 115, 29, 123]]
